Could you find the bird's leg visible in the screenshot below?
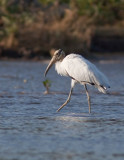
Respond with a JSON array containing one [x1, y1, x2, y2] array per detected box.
[[57, 88, 73, 112], [84, 84, 91, 113]]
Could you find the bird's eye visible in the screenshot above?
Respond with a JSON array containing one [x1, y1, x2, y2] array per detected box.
[[57, 52, 60, 56]]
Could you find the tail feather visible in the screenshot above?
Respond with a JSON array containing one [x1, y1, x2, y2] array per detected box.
[[97, 85, 107, 94]]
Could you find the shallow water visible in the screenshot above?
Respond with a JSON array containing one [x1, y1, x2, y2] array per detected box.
[[0, 59, 124, 160]]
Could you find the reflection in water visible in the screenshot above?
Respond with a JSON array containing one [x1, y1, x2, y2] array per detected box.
[[0, 61, 124, 160]]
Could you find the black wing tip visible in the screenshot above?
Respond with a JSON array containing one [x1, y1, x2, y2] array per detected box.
[[100, 85, 110, 90]]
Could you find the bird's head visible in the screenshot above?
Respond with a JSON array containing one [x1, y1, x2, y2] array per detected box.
[[44, 49, 65, 77]]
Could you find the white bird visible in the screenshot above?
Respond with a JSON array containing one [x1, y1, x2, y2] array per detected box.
[[45, 49, 110, 113]]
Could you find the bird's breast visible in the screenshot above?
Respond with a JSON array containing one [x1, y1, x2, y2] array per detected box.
[[55, 61, 67, 76]]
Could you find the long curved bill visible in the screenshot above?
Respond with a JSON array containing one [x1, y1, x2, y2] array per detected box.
[[44, 56, 56, 77]]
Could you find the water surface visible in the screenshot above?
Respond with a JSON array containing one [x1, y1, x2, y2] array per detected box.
[[0, 59, 124, 160]]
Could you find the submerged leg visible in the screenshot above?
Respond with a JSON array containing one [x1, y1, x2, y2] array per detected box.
[[84, 84, 91, 113], [57, 87, 73, 112]]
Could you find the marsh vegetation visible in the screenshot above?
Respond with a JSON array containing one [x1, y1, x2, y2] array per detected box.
[[0, 0, 124, 59]]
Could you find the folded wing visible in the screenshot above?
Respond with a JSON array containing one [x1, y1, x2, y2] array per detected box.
[[61, 54, 110, 93]]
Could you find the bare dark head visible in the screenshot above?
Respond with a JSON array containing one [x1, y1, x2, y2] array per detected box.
[[53, 49, 65, 61], [44, 49, 65, 77]]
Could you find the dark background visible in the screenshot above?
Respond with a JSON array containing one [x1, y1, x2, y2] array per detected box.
[[0, 0, 124, 59]]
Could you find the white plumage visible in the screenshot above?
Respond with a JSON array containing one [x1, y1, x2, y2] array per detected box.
[[55, 54, 110, 93], [45, 49, 110, 113]]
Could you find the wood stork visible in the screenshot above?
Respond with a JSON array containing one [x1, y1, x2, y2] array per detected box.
[[44, 49, 110, 113]]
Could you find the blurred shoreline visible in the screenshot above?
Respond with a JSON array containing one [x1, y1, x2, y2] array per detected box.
[[0, 0, 124, 60], [0, 52, 124, 62]]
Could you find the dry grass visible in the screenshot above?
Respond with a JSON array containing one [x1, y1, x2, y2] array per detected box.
[[0, 0, 124, 58]]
